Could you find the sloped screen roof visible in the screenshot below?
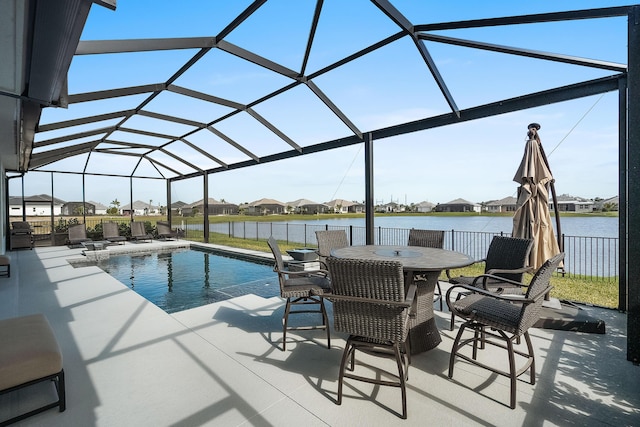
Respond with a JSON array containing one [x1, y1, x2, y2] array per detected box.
[[30, 1, 629, 184]]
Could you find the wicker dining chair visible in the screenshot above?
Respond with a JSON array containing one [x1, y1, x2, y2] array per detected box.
[[446, 252, 564, 409], [407, 228, 445, 310], [315, 230, 349, 267], [267, 236, 332, 351], [326, 257, 417, 419], [448, 235, 534, 330]]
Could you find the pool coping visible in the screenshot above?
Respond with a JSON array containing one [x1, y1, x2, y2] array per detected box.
[[64, 240, 282, 268]]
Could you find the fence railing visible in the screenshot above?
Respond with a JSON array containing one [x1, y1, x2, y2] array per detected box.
[[204, 221, 619, 282], [19, 218, 618, 282]]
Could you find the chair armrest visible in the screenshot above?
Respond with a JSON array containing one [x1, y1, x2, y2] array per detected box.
[[486, 266, 534, 276], [325, 290, 416, 308], [446, 258, 486, 280], [279, 268, 330, 278], [446, 283, 553, 306], [472, 273, 525, 290]]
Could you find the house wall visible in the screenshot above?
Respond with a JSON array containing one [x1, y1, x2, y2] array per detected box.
[[10, 202, 62, 216]]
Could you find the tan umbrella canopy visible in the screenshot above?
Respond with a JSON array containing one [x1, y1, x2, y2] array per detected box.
[[512, 123, 562, 270]]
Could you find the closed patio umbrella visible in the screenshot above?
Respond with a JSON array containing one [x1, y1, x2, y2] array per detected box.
[[512, 123, 562, 270]]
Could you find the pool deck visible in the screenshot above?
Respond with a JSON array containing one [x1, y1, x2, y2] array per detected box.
[[0, 241, 638, 426]]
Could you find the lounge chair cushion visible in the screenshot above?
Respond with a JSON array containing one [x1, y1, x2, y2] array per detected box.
[[0, 314, 63, 391]]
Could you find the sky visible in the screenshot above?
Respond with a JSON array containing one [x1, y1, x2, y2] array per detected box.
[[11, 0, 631, 208]]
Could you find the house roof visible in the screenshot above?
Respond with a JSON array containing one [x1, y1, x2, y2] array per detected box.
[[286, 199, 325, 207], [87, 201, 108, 210], [486, 196, 517, 206], [9, 194, 66, 205], [121, 200, 160, 210], [248, 198, 285, 207], [325, 199, 355, 208], [441, 198, 478, 206], [186, 198, 238, 207]]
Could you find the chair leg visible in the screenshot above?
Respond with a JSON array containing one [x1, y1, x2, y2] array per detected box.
[[523, 331, 536, 385], [449, 292, 466, 331], [337, 337, 355, 405], [506, 334, 517, 409], [393, 343, 408, 419], [282, 298, 292, 351], [320, 297, 331, 349], [448, 322, 468, 379], [435, 281, 443, 311]]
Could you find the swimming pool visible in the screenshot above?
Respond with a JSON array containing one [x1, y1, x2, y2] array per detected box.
[[94, 248, 279, 313]]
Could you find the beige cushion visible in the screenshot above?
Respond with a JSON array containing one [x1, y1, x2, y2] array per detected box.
[[0, 314, 62, 391], [0, 255, 9, 266]]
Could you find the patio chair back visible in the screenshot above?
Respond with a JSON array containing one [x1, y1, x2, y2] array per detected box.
[[484, 236, 534, 283], [407, 228, 444, 249], [408, 228, 445, 309], [327, 257, 409, 342], [315, 230, 349, 266]]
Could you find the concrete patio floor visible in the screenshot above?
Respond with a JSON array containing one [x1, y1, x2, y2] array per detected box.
[[0, 242, 638, 426]]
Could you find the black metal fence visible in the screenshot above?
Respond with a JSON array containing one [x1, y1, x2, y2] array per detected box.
[[19, 218, 618, 282], [205, 221, 618, 282]]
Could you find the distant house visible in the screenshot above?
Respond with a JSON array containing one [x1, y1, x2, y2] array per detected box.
[[348, 202, 365, 213], [593, 196, 619, 211], [325, 199, 352, 214], [435, 198, 481, 213], [88, 201, 109, 215], [377, 202, 404, 213], [246, 198, 286, 215], [286, 199, 328, 214], [184, 198, 239, 216], [551, 194, 594, 213], [62, 201, 96, 216], [121, 200, 161, 216], [415, 201, 435, 213], [485, 196, 517, 213], [170, 201, 188, 216], [8, 194, 65, 217]]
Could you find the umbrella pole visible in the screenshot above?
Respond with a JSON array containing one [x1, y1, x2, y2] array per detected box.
[[537, 142, 564, 253]]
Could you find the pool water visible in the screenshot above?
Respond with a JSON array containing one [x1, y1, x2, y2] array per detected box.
[[95, 248, 279, 313]]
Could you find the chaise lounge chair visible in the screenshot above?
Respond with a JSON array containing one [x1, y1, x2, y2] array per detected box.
[[102, 222, 126, 245], [130, 221, 153, 243], [67, 224, 92, 247], [156, 221, 179, 240], [10, 221, 34, 250]]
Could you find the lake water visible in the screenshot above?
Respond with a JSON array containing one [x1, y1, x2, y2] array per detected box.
[[284, 215, 618, 238]]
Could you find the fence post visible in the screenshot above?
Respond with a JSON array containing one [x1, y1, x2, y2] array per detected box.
[[451, 229, 455, 251], [286, 223, 289, 244], [349, 225, 353, 245]]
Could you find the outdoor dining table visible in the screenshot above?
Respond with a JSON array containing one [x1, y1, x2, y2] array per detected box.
[[330, 245, 474, 354]]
